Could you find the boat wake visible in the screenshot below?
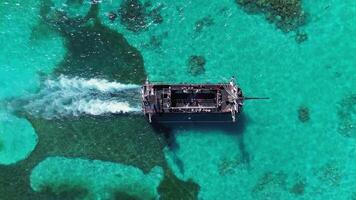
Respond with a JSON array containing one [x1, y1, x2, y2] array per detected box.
[[18, 76, 142, 119]]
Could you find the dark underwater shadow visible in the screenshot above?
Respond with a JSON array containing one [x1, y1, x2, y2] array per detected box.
[[154, 113, 251, 174], [158, 113, 249, 135]]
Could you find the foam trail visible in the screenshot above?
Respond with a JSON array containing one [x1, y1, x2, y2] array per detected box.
[[46, 75, 140, 93], [19, 76, 142, 119], [71, 99, 141, 116]]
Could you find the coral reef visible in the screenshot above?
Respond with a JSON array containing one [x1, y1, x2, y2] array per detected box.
[[119, 0, 146, 32], [252, 171, 287, 193], [337, 94, 356, 138], [295, 31, 308, 43], [252, 171, 307, 198], [118, 0, 164, 32], [298, 106, 310, 122], [236, 0, 307, 33], [289, 177, 306, 195], [195, 16, 214, 32], [188, 55, 206, 76], [143, 32, 169, 50], [315, 162, 342, 186], [218, 155, 245, 176]]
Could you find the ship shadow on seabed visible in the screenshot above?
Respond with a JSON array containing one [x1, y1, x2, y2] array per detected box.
[[152, 113, 251, 174]]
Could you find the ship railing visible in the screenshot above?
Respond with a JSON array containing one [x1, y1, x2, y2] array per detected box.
[[170, 106, 217, 109]]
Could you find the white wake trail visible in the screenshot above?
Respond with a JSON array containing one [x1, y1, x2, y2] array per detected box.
[[46, 75, 140, 92], [22, 76, 142, 119], [70, 99, 141, 116]]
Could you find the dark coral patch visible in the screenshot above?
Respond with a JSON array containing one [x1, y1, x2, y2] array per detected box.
[[36, 2, 145, 83], [149, 35, 163, 48], [236, 0, 307, 32], [314, 162, 342, 187], [289, 178, 306, 195], [252, 171, 308, 197], [218, 155, 246, 176], [148, 5, 164, 24], [143, 32, 168, 50], [118, 0, 164, 32], [158, 170, 200, 200], [298, 106, 310, 122], [119, 0, 147, 32], [188, 55, 206, 76], [56, 22, 145, 84], [45, 10, 145, 83], [195, 16, 214, 32], [295, 30, 308, 43], [337, 94, 356, 138], [252, 171, 287, 194]]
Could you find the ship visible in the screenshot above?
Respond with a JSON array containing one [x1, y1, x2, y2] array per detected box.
[[141, 77, 248, 123]]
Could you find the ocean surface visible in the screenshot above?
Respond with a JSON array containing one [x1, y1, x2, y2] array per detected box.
[[0, 0, 355, 199]]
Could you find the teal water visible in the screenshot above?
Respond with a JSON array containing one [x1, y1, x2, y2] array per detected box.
[[0, 0, 355, 199]]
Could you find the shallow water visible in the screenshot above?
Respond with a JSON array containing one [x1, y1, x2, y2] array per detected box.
[[0, 0, 355, 199]]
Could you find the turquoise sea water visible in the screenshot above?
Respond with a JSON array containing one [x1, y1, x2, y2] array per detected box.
[[0, 0, 355, 199]]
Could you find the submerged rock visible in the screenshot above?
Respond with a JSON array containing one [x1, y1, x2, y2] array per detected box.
[[188, 55, 206, 76], [236, 0, 307, 32]]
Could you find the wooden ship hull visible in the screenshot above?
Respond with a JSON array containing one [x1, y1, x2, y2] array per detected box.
[[141, 78, 244, 123]]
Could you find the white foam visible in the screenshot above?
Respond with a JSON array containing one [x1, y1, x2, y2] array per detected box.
[[46, 75, 140, 93], [22, 76, 142, 119], [71, 99, 141, 116]]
